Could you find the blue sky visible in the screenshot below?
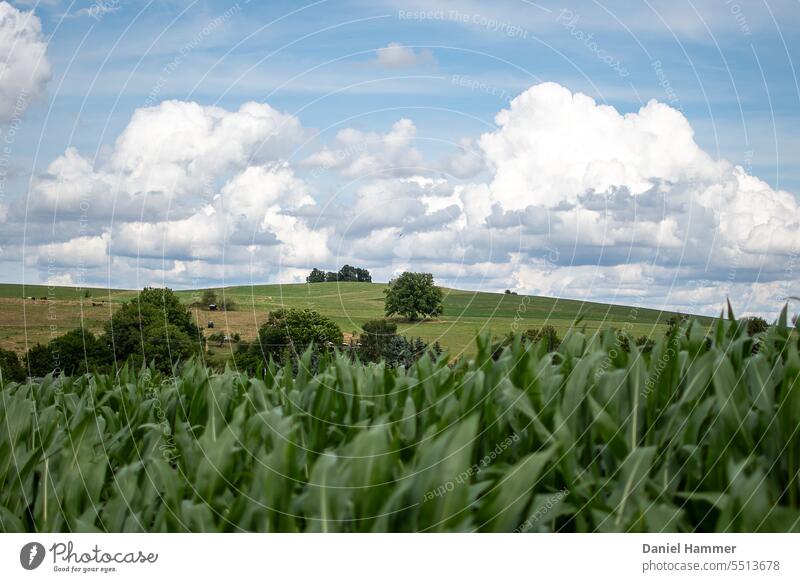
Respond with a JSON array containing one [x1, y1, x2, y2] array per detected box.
[[1, 0, 798, 316]]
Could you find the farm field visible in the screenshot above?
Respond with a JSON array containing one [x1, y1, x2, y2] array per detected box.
[[0, 282, 708, 357], [1, 313, 797, 533]]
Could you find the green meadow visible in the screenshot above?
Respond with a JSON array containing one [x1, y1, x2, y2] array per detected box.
[[0, 281, 706, 357]]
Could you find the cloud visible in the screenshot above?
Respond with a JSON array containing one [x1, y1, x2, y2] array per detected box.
[[373, 42, 435, 69], [440, 138, 486, 179], [27, 100, 307, 218], [0, 1, 51, 122], [20, 99, 328, 286], [15, 81, 799, 318], [302, 118, 424, 177], [323, 82, 798, 317]]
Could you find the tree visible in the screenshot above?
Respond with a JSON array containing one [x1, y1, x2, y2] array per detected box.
[[307, 265, 372, 283], [105, 287, 202, 372], [256, 308, 342, 360], [25, 328, 110, 377], [306, 268, 326, 283], [201, 289, 217, 306], [384, 272, 443, 321], [0, 348, 25, 383], [338, 264, 358, 282], [358, 319, 398, 362], [742, 316, 769, 336]]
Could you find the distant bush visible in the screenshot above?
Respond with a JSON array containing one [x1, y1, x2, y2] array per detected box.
[[26, 328, 110, 377], [358, 319, 398, 362], [381, 335, 442, 368], [615, 334, 656, 354], [742, 316, 769, 336], [492, 325, 561, 359], [0, 348, 25, 383], [200, 289, 217, 306], [357, 319, 441, 367], [665, 313, 690, 335]]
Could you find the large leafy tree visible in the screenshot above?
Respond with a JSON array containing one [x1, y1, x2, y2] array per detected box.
[[383, 272, 444, 321], [105, 287, 202, 371]]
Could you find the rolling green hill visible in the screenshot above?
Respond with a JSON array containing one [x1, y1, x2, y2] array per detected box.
[[0, 281, 707, 357]]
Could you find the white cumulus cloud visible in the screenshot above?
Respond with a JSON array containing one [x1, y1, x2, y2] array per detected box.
[[0, 1, 50, 122]]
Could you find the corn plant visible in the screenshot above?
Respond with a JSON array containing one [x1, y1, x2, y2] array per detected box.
[[1, 307, 798, 532]]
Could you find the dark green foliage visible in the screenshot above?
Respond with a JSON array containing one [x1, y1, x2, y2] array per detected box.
[[200, 289, 217, 306], [357, 320, 441, 367], [635, 335, 655, 353], [25, 328, 110, 377], [384, 272, 444, 320], [358, 319, 398, 362], [306, 268, 326, 283], [615, 334, 656, 354], [665, 313, 690, 334], [105, 287, 202, 372], [0, 348, 25, 384], [493, 325, 561, 358], [307, 265, 372, 283], [381, 335, 442, 368], [255, 308, 343, 361], [3, 311, 799, 532], [742, 316, 769, 336], [523, 325, 560, 352]]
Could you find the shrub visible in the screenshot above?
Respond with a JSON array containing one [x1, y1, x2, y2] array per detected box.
[[742, 316, 769, 336], [382, 335, 442, 367], [200, 289, 217, 306], [358, 319, 398, 362], [0, 348, 25, 383], [523, 325, 560, 352], [357, 319, 441, 367], [493, 326, 561, 358], [635, 335, 656, 353], [384, 272, 444, 321], [25, 328, 110, 377], [256, 308, 342, 361]]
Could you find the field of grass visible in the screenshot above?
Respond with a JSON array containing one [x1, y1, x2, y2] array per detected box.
[[1, 313, 797, 532], [0, 281, 706, 357]]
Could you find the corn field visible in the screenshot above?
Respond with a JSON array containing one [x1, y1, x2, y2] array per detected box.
[[1, 309, 799, 532]]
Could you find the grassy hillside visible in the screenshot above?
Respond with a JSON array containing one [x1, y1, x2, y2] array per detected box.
[[0, 281, 705, 356]]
